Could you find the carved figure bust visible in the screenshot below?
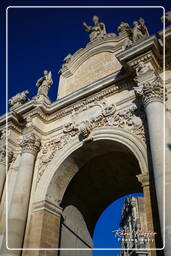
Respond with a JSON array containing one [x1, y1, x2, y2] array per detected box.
[[78, 120, 92, 141], [83, 15, 106, 41], [135, 61, 151, 76]]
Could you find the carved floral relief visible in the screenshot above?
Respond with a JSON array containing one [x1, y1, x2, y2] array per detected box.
[[36, 100, 145, 186]]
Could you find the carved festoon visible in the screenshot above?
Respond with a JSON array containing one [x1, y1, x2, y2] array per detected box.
[[83, 15, 106, 41], [36, 102, 145, 186], [20, 133, 41, 156], [8, 90, 29, 110], [62, 102, 144, 142]]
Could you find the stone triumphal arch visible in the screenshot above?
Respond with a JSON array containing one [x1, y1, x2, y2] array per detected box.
[[0, 13, 171, 256]]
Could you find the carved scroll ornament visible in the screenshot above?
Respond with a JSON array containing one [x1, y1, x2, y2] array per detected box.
[[36, 101, 145, 186]]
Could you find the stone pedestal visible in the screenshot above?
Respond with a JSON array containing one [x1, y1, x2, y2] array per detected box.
[[22, 201, 62, 256], [1, 133, 40, 256], [33, 95, 51, 105]]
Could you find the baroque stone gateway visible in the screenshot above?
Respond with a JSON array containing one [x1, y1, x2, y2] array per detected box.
[[0, 11, 171, 256]]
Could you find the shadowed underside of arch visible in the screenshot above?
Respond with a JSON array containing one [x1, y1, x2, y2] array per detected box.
[[60, 140, 142, 237], [55, 139, 143, 253]]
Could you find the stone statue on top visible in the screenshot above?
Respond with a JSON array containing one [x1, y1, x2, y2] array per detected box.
[[36, 70, 53, 97], [132, 17, 149, 42], [83, 15, 106, 42]]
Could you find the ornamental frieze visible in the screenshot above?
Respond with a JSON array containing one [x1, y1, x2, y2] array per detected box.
[[36, 101, 145, 186], [25, 78, 133, 124]]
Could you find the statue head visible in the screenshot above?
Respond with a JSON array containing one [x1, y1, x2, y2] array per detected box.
[[92, 15, 99, 25], [133, 21, 138, 26], [139, 17, 144, 25], [44, 70, 48, 75]]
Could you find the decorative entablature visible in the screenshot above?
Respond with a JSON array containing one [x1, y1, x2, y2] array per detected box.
[[1, 72, 134, 127], [116, 35, 162, 74], [116, 35, 165, 106]]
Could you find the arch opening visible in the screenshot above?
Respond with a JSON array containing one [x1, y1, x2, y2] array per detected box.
[[55, 139, 143, 253]]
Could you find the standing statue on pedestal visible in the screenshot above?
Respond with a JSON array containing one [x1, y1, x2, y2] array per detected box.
[[83, 15, 106, 42], [36, 70, 53, 97]]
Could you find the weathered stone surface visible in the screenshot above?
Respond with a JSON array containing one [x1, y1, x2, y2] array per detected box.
[[0, 14, 170, 256]]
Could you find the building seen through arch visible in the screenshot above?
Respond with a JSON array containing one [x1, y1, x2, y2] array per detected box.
[[0, 9, 171, 256]]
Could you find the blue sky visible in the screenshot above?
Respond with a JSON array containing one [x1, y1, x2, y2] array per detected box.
[[0, 0, 170, 254], [0, 1, 169, 115], [93, 193, 143, 255]]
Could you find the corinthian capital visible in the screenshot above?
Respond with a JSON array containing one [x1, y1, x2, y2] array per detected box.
[[20, 133, 41, 156], [134, 78, 164, 106]]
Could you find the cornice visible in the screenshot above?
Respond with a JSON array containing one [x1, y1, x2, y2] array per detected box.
[[0, 71, 135, 127], [116, 36, 161, 70]]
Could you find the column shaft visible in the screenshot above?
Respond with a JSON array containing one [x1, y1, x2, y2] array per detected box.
[[165, 113, 171, 255], [134, 75, 165, 251], [7, 153, 36, 250], [1, 133, 40, 256], [145, 101, 164, 232]]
